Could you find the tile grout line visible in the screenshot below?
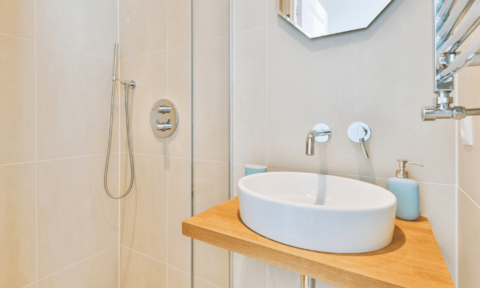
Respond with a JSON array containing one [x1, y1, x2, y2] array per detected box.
[[35, 153, 108, 163], [119, 245, 191, 276], [232, 20, 287, 37], [229, 0, 234, 287], [36, 245, 118, 284], [166, 1, 169, 287], [261, 165, 457, 188], [0, 32, 35, 42], [34, 0, 38, 286], [265, 0, 269, 180], [454, 86, 459, 287], [195, 276, 223, 288], [120, 43, 190, 62], [265, 2, 268, 287], [458, 186, 480, 210], [36, 40, 114, 60], [117, 0, 121, 286], [194, 34, 230, 45]]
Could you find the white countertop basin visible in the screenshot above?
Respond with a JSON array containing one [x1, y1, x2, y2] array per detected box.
[[238, 172, 397, 253]]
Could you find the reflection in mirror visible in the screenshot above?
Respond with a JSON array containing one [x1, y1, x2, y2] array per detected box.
[[277, 0, 392, 38]]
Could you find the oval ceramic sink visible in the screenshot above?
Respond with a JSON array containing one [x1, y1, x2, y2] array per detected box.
[[238, 172, 397, 253]]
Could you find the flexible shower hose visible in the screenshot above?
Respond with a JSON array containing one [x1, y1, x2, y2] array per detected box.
[[104, 79, 135, 199]]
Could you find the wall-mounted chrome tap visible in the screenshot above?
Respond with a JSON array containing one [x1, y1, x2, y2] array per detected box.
[[306, 123, 332, 156], [421, 91, 480, 121], [347, 122, 371, 160]]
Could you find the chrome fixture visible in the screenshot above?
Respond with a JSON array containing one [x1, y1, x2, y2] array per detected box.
[[150, 99, 179, 138], [421, 0, 480, 121], [121, 79, 136, 89], [396, 160, 424, 179], [422, 91, 480, 121], [158, 105, 171, 114], [301, 275, 315, 288], [306, 123, 331, 156], [347, 122, 371, 160], [156, 119, 172, 131], [104, 43, 136, 200], [277, 0, 392, 39]]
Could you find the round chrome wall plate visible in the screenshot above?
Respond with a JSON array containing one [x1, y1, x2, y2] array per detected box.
[[311, 123, 331, 143], [347, 122, 371, 143], [150, 99, 179, 138]]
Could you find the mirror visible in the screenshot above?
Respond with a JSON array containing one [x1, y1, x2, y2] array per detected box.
[[277, 0, 392, 38]]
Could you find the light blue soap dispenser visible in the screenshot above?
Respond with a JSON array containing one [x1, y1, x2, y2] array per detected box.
[[387, 160, 424, 221]]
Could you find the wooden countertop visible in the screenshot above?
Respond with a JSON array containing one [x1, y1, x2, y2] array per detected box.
[[182, 197, 455, 288]]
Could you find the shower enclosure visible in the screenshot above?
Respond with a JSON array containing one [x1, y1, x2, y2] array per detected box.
[[0, 0, 231, 287]]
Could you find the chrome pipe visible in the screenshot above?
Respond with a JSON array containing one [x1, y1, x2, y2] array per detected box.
[[301, 275, 315, 288], [421, 92, 480, 120], [438, 0, 480, 54], [436, 0, 456, 33], [467, 108, 480, 115], [438, 0, 455, 19], [112, 43, 119, 81], [437, 35, 480, 82], [437, 0, 475, 49]]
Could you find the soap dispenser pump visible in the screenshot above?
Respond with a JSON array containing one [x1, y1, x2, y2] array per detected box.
[[387, 160, 424, 221]]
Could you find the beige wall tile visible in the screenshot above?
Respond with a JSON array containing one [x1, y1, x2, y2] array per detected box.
[[234, 0, 266, 33], [120, 52, 168, 156], [23, 283, 36, 288], [193, 37, 230, 162], [36, 43, 113, 160], [36, 0, 118, 58], [315, 281, 341, 288], [119, 0, 167, 59], [120, 246, 167, 288], [193, 160, 229, 214], [264, 0, 454, 185], [168, 267, 190, 288], [233, 28, 267, 165], [168, 46, 192, 159], [194, 240, 229, 288], [0, 163, 36, 288], [457, 66, 480, 205], [193, 0, 229, 43], [233, 163, 246, 197], [267, 0, 286, 26], [120, 154, 168, 262], [458, 189, 480, 288], [38, 246, 118, 288], [168, 157, 191, 273], [0, 0, 35, 40], [105, 152, 121, 198], [194, 277, 218, 288], [37, 155, 118, 278], [268, 264, 302, 288], [234, 253, 267, 288], [0, 35, 35, 165], [167, 0, 191, 49], [418, 183, 456, 281]]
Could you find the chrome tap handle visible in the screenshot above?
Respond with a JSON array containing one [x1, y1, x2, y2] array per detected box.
[[347, 122, 371, 160], [359, 136, 369, 160], [158, 105, 171, 114], [156, 119, 172, 131], [318, 129, 332, 136]]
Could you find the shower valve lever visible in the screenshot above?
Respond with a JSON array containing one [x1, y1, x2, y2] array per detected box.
[[157, 119, 172, 131], [158, 105, 171, 114]]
